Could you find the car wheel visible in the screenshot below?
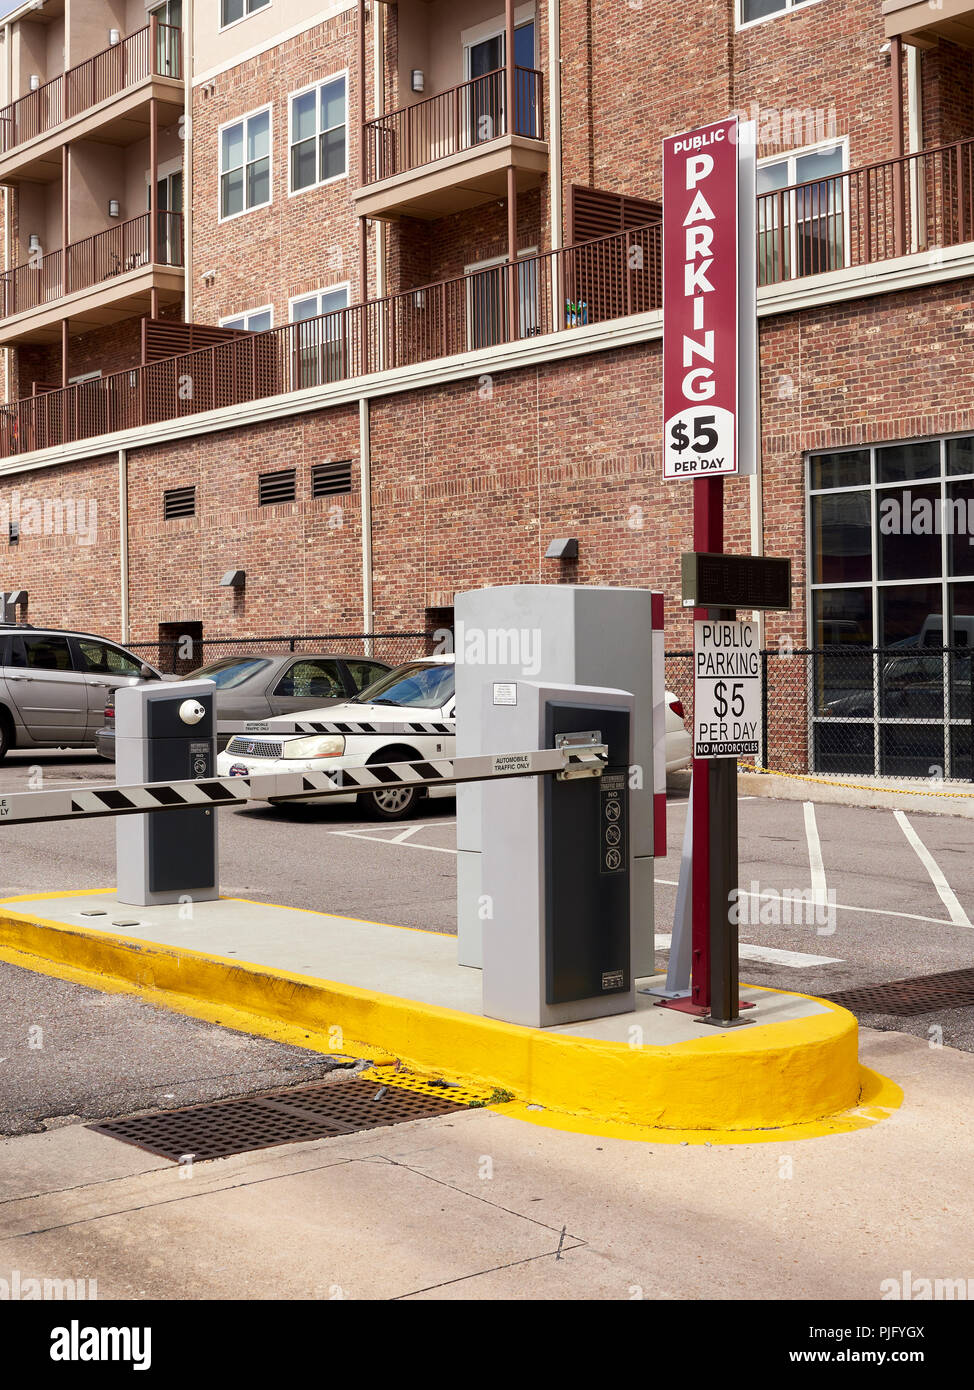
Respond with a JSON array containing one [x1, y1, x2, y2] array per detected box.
[[0, 710, 13, 763], [361, 747, 422, 821]]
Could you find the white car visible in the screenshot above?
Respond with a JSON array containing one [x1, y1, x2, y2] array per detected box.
[[217, 656, 691, 820]]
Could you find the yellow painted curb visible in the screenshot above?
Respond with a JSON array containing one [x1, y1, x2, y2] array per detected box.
[[0, 899, 871, 1136]]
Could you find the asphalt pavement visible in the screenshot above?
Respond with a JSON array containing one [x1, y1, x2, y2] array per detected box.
[[0, 750, 973, 1050]]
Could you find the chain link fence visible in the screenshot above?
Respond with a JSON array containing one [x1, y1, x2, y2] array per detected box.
[[666, 646, 974, 783], [127, 632, 436, 676]]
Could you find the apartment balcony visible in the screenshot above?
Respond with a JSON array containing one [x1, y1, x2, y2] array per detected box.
[[354, 66, 547, 221], [4, 133, 974, 461], [0, 23, 183, 185], [757, 137, 974, 284], [0, 213, 184, 347], [0, 222, 658, 457], [883, 0, 974, 46]]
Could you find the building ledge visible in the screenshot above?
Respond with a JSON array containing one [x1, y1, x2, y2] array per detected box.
[[0, 263, 185, 346], [354, 134, 549, 221], [0, 76, 184, 184]]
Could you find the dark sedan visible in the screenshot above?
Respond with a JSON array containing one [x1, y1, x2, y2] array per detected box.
[[95, 650, 392, 759]]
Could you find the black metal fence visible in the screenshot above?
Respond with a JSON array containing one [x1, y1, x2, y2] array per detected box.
[[666, 646, 974, 783], [127, 632, 436, 676]]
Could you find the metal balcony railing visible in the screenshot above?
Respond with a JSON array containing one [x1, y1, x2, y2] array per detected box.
[[758, 136, 974, 285], [364, 65, 544, 183], [0, 213, 184, 320], [0, 222, 659, 458], [0, 21, 181, 157]]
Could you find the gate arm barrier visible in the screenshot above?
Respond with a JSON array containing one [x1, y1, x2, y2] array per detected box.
[[0, 741, 608, 828]]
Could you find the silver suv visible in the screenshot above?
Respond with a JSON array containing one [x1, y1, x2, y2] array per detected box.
[[0, 624, 162, 761]]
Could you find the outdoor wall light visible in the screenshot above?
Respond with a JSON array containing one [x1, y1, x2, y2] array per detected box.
[[411, 69, 424, 93], [413, 288, 426, 310], [29, 74, 40, 91], [27, 233, 41, 252], [108, 199, 120, 218], [220, 569, 246, 589], [545, 537, 579, 560], [109, 29, 120, 45]]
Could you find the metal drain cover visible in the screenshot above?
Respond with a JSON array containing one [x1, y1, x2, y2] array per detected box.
[[89, 1076, 468, 1162], [825, 967, 974, 1017]]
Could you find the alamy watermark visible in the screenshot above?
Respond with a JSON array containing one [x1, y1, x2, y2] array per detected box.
[[0, 1269, 98, 1300], [878, 490, 974, 541], [433, 621, 541, 677], [0, 491, 97, 546], [730, 881, 837, 936]]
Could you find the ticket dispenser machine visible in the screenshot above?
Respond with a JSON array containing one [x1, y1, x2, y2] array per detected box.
[[115, 679, 219, 907], [456, 583, 659, 974], [480, 680, 637, 1028]]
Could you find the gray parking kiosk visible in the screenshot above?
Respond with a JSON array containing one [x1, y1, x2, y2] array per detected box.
[[115, 679, 219, 906], [456, 583, 659, 973], [480, 680, 636, 1027]]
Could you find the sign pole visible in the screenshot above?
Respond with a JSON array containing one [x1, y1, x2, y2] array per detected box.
[[691, 476, 722, 1011]]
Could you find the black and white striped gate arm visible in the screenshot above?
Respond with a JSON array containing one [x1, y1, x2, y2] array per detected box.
[[0, 740, 608, 827]]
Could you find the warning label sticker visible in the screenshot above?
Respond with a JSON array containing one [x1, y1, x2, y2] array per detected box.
[[491, 752, 532, 774]]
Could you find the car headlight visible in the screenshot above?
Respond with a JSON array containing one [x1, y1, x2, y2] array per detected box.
[[281, 735, 346, 760]]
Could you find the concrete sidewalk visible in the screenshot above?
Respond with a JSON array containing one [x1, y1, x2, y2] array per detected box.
[[0, 1026, 969, 1300]]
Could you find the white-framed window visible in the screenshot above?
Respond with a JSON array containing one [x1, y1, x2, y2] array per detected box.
[[219, 106, 271, 221], [289, 284, 350, 387], [736, 0, 824, 28], [220, 306, 273, 332], [289, 74, 347, 194], [220, 0, 270, 31], [756, 137, 848, 284]]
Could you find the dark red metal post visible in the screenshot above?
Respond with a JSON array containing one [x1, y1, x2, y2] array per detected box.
[[690, 475, 723, 1009]]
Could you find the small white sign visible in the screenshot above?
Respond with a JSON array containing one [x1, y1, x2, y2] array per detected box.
[[492, 682, 517, 706], [693, 619, 761, 759]]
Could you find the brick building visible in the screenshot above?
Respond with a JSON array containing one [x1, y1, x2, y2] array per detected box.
[[0, 0, 973, 776]]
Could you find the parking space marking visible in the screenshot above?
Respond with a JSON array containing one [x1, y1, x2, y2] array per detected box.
[[330, 827, 459, 854], [894, 810, 972, 928], [802, 801, 829, 919], [653, 933, 841, 968]]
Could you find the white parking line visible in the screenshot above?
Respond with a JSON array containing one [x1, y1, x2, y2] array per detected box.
[[894, 810, 972, 928], [803, 801, 829, 917], [653, 933, 841, 968], [330, 827, 458, 854]]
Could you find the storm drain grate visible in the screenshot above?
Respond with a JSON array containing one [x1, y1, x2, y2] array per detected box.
[[824, 967, 974, 1017], [89, 1076, 469, 1162]]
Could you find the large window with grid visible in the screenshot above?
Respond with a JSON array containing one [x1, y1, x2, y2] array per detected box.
[[808, 436, 974, 779]]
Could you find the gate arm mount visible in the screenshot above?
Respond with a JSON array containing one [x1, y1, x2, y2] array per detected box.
[[0, 740, 609, 828]]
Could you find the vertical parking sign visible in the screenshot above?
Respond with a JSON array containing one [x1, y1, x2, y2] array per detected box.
[[662, 117, 756, 481]]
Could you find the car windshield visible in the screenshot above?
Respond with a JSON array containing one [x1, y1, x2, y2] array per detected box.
[[185, 657, 273, 689], [354, 662, 454, 709]]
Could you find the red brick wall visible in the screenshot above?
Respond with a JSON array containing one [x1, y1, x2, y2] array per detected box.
[[4, 278, 974, 650], [190, 8, 374, 331], [921, 40, 974, 147]]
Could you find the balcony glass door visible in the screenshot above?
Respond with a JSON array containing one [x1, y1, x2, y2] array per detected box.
[[466, 35, 503, 147], [149, 171, 183, 267], [466, 250, 539, 350], [463, 21, 535, 147]]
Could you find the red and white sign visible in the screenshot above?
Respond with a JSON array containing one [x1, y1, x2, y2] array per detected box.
[[662, 117, 742, 481]]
